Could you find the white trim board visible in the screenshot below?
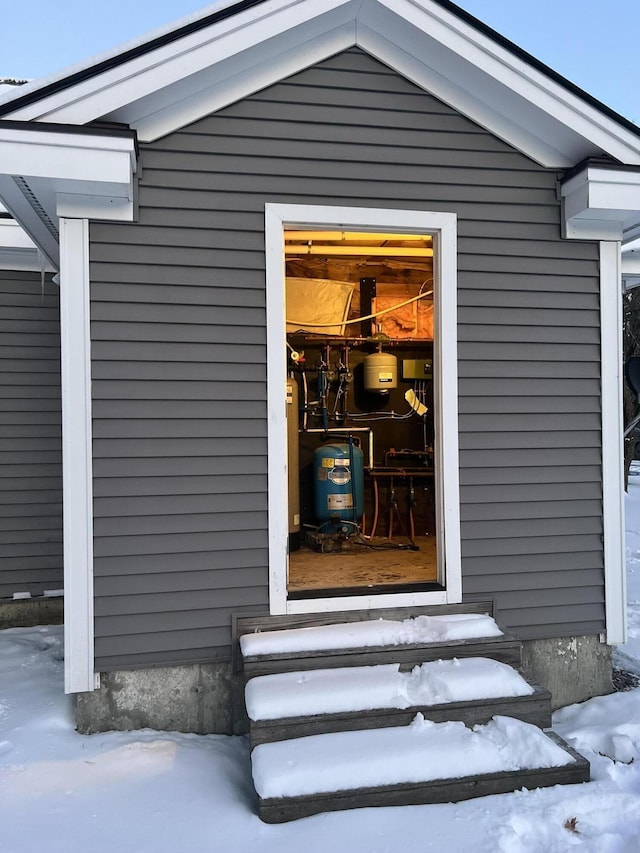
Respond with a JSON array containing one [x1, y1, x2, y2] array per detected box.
[[265, 202, 461, 615], [600, 240, 627, 646], [0, 127, 136, 185], [59, 218, 97, 693]]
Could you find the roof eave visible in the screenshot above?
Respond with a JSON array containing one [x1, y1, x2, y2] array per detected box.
[[0, 0, 637, 169], [0, 123, 138, 269], [561, 161, 640, 243]]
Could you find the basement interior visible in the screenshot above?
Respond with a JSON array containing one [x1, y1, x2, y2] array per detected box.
[[284, 228, 442, 599]]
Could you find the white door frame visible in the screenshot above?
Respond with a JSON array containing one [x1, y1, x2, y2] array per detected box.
[[265, 203, 461, 614]]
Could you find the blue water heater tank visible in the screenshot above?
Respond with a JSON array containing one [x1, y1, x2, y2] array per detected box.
[[314, 441, 364, 523]]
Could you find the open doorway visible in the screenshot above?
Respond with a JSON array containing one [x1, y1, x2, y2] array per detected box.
[[284, 228, 439, 598], [265, 204, 461, 615]]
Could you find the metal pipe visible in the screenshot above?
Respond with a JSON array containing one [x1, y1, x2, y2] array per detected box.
[[302, 427, 374, 468]]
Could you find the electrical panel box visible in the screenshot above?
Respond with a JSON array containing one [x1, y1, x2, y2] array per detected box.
[[402, 359, 433, 380]]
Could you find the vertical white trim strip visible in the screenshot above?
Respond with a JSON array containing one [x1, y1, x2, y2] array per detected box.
[[60, 218, 96, 692], [265, 203, 461, 614], [600, 240, 627, 645], [265, 206, 289, 615], [435, 218, 462, 602]]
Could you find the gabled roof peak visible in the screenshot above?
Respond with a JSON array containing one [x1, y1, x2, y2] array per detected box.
[[0, 0, 639, 169]]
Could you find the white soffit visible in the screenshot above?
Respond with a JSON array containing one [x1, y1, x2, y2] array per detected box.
[[1, 0, 640, 167]]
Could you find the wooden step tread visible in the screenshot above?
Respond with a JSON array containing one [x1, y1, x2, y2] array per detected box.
[[246, 657, 551, 743], [250, 690, 552, 745], [242, 633, 522, 676], [247, 657, 532, 720], [253, 723, 589, 823], [234, 602, 498, 671], [235, 601, 497, 643], [240, 612, 503, 658]]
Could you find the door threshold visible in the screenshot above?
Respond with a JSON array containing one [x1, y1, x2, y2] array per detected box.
[[288, 582, 443, 600]]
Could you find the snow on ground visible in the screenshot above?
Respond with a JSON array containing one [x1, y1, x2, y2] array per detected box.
[[614, 462, 640, 676], [2, 469, 640, 852], [3, 629, 638, 853]]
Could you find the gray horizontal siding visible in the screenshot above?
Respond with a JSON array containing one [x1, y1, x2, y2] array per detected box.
[[90, 47, 603, 669], [94, 548, 268, 577], [0, 271, 63, 600], [94, 627, 234, 669]]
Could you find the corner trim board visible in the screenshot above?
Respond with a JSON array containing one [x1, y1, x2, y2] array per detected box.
[[600, 240, 627, 645], [60, 218, 96, 693]]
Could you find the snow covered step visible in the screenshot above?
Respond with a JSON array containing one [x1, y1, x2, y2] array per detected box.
[[246, 658, 552, 745], [238, 608, 522, 676], [252, 715, 590, 823], [236, 601, 497, 658], [241, 612, 503, 657]]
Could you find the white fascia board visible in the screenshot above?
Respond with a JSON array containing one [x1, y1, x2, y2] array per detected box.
[[111, 22, 356, 142], [562, 167, 640, 241], [0, 248, 56, 272], [0, 129, 135, 192], [565, 219, 629, 243], [56, 192, 134, 221], [0, 0, 240, 111], [367, 0, 640, 166], [355, 22, 574, 168], [6, 0, 358, 126], [600, 241, 627, 645], [3, 0, 639, 166]]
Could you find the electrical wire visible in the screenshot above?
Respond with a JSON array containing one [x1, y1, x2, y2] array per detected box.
[[347, 409, 415, 421], [389, 497, 419, 550], [287, 289, 433, 328]]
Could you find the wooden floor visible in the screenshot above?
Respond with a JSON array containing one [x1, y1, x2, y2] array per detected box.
[[288, 535, 437, 593]]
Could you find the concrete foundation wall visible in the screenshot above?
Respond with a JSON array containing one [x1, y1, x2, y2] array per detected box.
[[0, 597, 64, 630], [76, 634, 614, 735], [76, 660, 248, 736], [520, 635, 613, 710]]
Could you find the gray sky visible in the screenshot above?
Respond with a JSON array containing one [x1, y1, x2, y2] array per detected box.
[[1, 0, 637, 122]]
